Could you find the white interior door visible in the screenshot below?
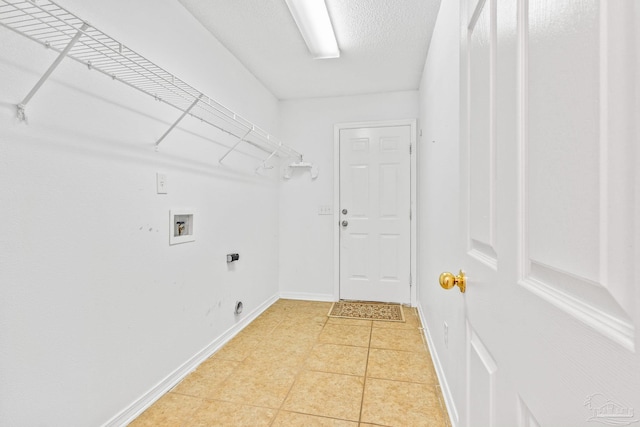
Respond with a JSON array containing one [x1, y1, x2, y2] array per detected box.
[[338, 125, 411, 304], [455, 0, 640, 426]]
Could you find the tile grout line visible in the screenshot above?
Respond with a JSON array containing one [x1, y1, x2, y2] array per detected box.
[[167, 339, 257, 426], [358, 321, 374, 425], [161, 392, 207, 427], [278, 409, 364, 425], [267, 315, 329, 427], [133, 303, 445, 426], [193, 311, 294, 424], [181, 317, 287, 426]]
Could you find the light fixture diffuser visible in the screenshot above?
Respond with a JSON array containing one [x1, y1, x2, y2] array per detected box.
[[284, 0, 340, 59]]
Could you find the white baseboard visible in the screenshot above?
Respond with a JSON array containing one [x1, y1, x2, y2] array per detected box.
[[417, 302, 459, 427], [279, 291, 335, 302], [103, 293, 279, 427]]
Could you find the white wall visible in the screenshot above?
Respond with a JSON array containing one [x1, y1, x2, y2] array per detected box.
[[0, 0, 283, 425], [278, 92, 419, 300], [416, 0, 463, 425]]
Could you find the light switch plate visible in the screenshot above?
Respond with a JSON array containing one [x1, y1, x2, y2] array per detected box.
[[318, 205, 332, 215], [157, 173, 167, 194]]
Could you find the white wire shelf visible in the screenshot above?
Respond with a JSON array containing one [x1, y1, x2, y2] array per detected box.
[[0, 0, 304, 167]]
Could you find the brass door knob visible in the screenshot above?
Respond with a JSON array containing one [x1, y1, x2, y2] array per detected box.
[[439, 270, 466, 293]]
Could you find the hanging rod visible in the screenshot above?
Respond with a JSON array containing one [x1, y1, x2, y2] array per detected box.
[[0, 0, 303, 164]]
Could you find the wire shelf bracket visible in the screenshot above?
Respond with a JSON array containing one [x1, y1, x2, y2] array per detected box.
[[155, 93, 202, 148], [255, 150, 278, 174], [17, 21, 89, 122], [218, 128, 252, 164], [0, 0, 307, 169]]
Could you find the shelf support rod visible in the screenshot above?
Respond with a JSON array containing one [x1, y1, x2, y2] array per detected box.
[[155, 93, 202, 148], [218, 128, 252, 164], [17, 22, 89, 122], [255, 149, 278, 173]]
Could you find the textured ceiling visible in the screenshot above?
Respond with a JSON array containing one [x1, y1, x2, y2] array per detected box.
[[177, 0, 441, 100]]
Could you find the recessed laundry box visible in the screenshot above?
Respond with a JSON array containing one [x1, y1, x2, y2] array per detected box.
[[169, 209, 195, 245]]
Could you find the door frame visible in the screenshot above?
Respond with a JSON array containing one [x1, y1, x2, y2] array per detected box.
[[333, 119, 418, 306]]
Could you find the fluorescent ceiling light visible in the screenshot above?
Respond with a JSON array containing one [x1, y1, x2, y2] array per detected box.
[[284, 0, 340, 59]]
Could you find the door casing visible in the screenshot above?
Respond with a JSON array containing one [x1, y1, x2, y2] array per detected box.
[[333, 119, 417, 306]]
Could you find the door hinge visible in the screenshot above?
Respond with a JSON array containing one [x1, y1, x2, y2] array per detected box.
[[409, 144, 412, 154], [410, 273, 413, 286]]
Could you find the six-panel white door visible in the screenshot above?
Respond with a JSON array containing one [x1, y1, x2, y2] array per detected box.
[[339, 125, 412, 304], [457, 0, 639, 425]]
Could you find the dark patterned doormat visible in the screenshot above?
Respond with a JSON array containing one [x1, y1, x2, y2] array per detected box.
[[328, 301, 405, 322]]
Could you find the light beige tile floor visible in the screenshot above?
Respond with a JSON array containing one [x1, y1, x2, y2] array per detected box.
[[130, 299, 450, 427]]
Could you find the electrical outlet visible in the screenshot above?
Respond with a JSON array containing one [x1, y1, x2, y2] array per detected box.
[[318, 205, 332, 215], [444, 322, 449, 349], [156, 173, 167, 194]]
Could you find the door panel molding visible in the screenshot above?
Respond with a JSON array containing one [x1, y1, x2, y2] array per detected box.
[[469, 240, 498, 270], [517, 0, 635, 351], [333, 119, 417, 305], [519, 274, 634, 351], [467, 323, 498, 427], [517, 395, 541, 427], [466, 0, 498, 269]]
